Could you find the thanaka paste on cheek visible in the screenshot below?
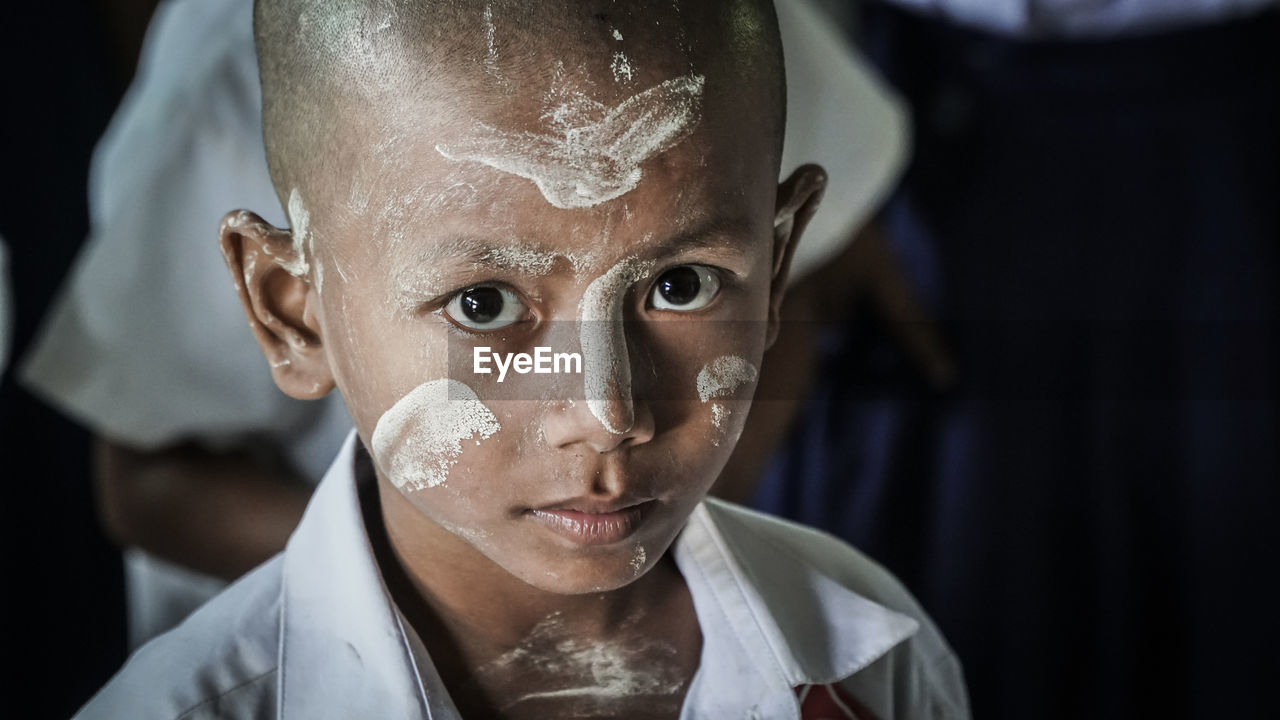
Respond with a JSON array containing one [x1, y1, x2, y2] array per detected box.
[[578, 257, 655, 435], [709, 403, 730, 446], [697, 356, 758, 445], [371, 379, 501, 490], [696, 355, 758, 403], [435, 74, 706, 209]]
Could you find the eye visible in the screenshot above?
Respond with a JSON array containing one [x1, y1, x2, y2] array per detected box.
[[444, 285, 527, 330], [650, 265, 721, 311]]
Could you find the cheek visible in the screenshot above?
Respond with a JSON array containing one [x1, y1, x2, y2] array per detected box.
[[319, 276, 461, 449], [694, 354, 760, 447], [640, 318, 764, 459], [370, 379, 501, 491]]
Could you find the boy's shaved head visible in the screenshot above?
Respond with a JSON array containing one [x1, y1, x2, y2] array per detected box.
[[253, 0, 785, 208]]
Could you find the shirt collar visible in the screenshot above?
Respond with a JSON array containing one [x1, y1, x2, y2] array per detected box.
[[674, 500, 919, 717], [278, 430, 432, 719]]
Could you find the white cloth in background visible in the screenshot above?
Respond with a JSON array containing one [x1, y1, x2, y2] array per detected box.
[[19, 0, 353, 649], [880, 0, 1277, 37], [20, 0, 351, 473], [780, 0, 910, 282], [74, 432, 969, 720], [20, 0, 908, 648]]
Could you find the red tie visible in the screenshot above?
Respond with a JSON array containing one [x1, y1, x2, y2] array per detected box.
[[795, 683, 877, 720]]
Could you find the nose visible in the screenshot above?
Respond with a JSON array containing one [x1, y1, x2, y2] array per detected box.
[[541, 316, 656, 452], [543, 257, 657, 452], [541, 393, 656, 453]]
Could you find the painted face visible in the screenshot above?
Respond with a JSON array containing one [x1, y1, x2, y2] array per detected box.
[[304, 57, 781, 596]]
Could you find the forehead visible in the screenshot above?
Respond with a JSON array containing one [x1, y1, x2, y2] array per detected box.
[[324, 65, 777, 267]]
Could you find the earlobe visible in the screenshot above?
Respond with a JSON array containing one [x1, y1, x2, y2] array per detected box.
[[766, 164, 827, 347], [219, 210, 335, 400]]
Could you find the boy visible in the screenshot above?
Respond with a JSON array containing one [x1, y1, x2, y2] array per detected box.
[[76, 0, 967, 717]]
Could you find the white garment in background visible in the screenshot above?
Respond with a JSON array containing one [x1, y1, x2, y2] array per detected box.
[[779, 0, 910, 280], [19, 0, 353, 649], [74, 432, 969, 720], [21, 0, 909, 648], [881, 0, 1277, 37]]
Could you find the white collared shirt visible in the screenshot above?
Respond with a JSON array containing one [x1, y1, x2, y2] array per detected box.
[[75, 432, 968, 719]]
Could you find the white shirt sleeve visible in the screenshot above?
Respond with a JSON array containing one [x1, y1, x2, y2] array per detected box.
[[778, 0, 911, 282]]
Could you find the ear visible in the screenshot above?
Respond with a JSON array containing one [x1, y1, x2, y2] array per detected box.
[[219, 210, 335, 400], [766, 164, 827, 348]]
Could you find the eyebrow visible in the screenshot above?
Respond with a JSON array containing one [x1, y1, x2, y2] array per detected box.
[[389, 235, 560, 284], [401, 214, 753, 266], [387, 236, 562, 312], [389, 213, 757, 292], [644, 214, 757, 260]]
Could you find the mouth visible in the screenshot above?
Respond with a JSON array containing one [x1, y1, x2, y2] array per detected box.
[[525, 499, 655, 546]]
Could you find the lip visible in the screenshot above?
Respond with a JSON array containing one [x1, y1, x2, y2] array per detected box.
[[526, 500, 654, 546]]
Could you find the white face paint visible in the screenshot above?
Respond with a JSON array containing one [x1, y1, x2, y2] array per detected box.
[[709, 404, 731, 446], [483, 5, 497, 65], [696, 355, 758, 403], [478, 613, 683, 711], [611, 52, 635, 84], [371, 379, 501, 490], [710, 403, 729, 429], [697, 357, 757, 446], [436, 74, 706, 209], [577, 257, 655, 434], [281, 188, 311, 276], [347, 175, 373, 215], [390, 265, 447, 317], [480, 245, 560, 275], [628, 544, 647, 576]]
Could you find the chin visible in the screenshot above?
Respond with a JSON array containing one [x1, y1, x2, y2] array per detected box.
[[510, 544, 658, 595]]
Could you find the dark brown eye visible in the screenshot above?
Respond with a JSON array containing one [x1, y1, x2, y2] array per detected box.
[[651, 266, 721, 311], [444, 286, 526, 329]]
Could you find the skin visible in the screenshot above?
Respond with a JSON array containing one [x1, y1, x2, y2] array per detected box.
[[94, 438, 309, 580], [220, 21, 825, 720]]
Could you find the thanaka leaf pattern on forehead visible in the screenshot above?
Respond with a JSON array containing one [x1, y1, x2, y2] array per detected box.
[[436, 74, 706, 209]]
